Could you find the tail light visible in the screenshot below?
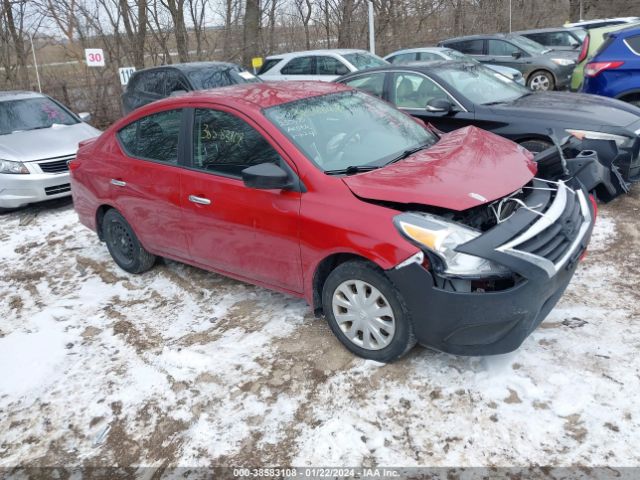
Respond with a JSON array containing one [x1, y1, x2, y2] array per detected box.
[[584, 61, 624, 77], [577, 35, 590, 63]]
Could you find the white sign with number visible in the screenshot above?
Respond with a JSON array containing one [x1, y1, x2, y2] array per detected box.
[[85, 48, 105, 67], [119, 67, 136, 86]]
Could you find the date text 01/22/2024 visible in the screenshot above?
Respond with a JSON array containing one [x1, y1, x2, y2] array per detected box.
[[232, 468, 401, 478]]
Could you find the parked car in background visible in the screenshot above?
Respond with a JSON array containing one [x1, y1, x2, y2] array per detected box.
[[384, 46, 525, 85], [257, 49, 388, 82], [439, 34, 577, 90], [581, 25, 640, 107], [570, 23, 638, 91], [565, 17, 640, 30], [0, 91, 101, 211], [121, 62, 260, 114], [514, 27, 586, 51], [70, 82, 594, 362], [337, 61, 640, 190]]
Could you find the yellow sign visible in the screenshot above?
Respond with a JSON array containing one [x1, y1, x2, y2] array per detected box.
[[251, 57, 264, 69]]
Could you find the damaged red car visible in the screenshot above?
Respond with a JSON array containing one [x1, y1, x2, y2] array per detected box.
[[70, 82, 595, 362]]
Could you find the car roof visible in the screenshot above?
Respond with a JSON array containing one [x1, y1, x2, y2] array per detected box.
[[441, 33, 515, 42], [145, 81, 352, 111], [266, 49, 368, 60], [386, 47, 451, 56], [340, 60, 472, 76], [133, 61, 240, 75], [565, 17, 640, 27], [515, 26, 584, 34], [0, 91, 46, 102]]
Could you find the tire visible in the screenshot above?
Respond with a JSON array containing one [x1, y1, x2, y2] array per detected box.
[[527, 70, 555, 91], [102, 209, 156, 274], [519, 139, 553, 154], [322, 260, 416, 362]]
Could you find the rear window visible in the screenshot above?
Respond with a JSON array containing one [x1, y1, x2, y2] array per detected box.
[[624, 35, 640, 55]]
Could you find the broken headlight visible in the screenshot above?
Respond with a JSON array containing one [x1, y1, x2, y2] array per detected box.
[[565, 129, 634, 148], [395, 213, 510, 277]]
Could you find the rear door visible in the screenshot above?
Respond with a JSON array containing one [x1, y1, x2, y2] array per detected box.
[[180, 106, 303, 292], [112, 108, 189, 258]]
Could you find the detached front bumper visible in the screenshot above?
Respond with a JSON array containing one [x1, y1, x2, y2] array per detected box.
[[387, 179, 595, 356], [0, 172, 71, 208]]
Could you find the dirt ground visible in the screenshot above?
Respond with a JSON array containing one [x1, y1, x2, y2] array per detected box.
[[0, 188, 639, 473]]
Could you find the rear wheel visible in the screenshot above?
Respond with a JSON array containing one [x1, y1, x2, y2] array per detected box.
[[621, 93, 640, 107], [527, 70, 555, 91], [103, 209, 156, 274], [322, 260, 416, 362], [519, 139, 553, 154]]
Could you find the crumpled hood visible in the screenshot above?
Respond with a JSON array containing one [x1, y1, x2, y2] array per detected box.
[[0, 122, 101, 162], [342, 126, 536, 211]]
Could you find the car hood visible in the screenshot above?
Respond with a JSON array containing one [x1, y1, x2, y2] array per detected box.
[[341, 126, 536, 212], [0, 122, 102, 162], [493, 92, 640, 129]]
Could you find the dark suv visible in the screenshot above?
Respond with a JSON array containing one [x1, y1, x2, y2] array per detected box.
[[439, 34, 578, 91], [121, 62, 261, 114], [515, 27, 587, 51]]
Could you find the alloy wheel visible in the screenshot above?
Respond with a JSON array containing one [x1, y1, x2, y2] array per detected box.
[[529, 74, 551, 91]]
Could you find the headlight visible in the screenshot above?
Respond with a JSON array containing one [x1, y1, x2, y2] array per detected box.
[[551, 58, 575, 66], [566, 129, 635, 148], [395, 213, 510, 277], [0, 159, 29, 174]]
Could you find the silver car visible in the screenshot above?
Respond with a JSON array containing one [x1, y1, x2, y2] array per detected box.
[[0, 91, 101, 210]]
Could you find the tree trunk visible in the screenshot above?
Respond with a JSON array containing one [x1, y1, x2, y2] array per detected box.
[[242, 0, 260, 68]]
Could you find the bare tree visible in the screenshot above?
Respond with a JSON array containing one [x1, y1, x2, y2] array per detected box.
[[242, 0, 260, 67]]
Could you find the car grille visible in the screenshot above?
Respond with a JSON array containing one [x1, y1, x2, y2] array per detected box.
[[38, 155, 74, 173], [44, 184, 71, 196], [497, 180, 591, 277]]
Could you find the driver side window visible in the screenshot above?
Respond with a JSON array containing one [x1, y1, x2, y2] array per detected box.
[[488, 40, 523, 57], [392, 73, 449, 109], [192, 108, 283, 178]]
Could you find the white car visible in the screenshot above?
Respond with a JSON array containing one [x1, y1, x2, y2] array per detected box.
[[258, 49, 388, 82], [384, 47, 526, 86], [0, 91, 101, 210]]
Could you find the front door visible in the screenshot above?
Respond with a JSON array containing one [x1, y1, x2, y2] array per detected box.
[[180, 107, 303, 293]]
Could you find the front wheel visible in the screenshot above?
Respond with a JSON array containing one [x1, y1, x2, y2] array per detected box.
[[103, 209, 156, 274], [322, 260, 416, 362], [527, 70, 555, 91]]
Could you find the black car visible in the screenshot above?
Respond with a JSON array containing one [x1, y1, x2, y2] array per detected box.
[[514, 27, 587, 52], [121, 62, 261, 114], [336, 61, 640, 195], [438, 34, 577, 91]]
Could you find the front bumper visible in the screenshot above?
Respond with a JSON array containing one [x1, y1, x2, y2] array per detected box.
[[0, 172, 71, 208], [387, 179, 595, 356]]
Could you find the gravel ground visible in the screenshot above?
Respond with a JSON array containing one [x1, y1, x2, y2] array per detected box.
[[0, 188, 639, 473]]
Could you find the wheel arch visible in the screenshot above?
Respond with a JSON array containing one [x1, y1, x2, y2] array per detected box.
[[311, 252, 380, 315], [95, 204, 116, 241]]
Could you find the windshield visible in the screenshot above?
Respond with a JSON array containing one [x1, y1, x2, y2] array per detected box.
[[509, 35, 549, 54], [0, 97, 78, 135], [435, 63, 530, 105], [188, 66, 261, 89], [264, 90, 436, 172], [342, 52, 388, 70]]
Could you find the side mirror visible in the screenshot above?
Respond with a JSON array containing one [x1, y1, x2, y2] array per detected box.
[[335, 65, 350, 76], [426, 98, 453, 114], [242, 162, 291, 190], [169, 89, 188, 97], [511, 51, 523, 59], [78, 112, 91, 122]]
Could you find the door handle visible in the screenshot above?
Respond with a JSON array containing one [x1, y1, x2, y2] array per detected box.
[[110, 179, 126, 187], [189, 194, 211, 205]]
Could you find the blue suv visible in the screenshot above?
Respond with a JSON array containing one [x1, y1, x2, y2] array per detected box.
[[582, 25, 640, 105]]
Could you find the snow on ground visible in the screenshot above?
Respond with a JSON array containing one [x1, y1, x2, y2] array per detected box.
[[0, 191, 639, 470]]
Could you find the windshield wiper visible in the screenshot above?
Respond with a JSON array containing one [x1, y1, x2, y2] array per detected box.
[[385, 142, 431, 166], [324, 165, 379, 176]]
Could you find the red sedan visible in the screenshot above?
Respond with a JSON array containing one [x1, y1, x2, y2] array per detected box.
[[70, 82, 594, 362]]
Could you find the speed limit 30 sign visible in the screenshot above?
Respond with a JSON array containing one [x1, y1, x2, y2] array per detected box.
[[85, 48, 105, 67]]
